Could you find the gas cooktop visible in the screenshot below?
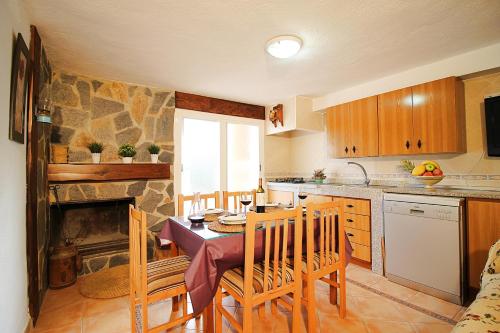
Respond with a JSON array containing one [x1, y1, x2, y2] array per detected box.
[[271, 177, 305, 184]]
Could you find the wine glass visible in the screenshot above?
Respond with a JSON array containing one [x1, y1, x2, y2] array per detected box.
[[240, 193, 252, 217], [298, 191, 308, 207]]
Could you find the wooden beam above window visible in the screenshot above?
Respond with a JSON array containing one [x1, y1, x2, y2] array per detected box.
[[175, 91, 265, 120]]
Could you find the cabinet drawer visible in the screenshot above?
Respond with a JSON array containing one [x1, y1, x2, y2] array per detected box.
[[345, 227, 371, 246], [344, 198, 370, 215], [344, 213, 370, 232], [351, 242, 371, 262]]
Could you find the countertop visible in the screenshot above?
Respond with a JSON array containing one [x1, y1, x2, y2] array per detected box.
[[267, 182, 500, 200]]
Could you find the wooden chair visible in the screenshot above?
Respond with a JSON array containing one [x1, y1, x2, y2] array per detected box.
[[222, 190, 256, 213], [129, 205, 196, 333], [303, 200, 347, 332], [177, 191, 220, 216], [214, 208, 303, 333]]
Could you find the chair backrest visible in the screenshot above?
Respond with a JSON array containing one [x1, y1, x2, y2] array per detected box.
[[222, 190, 257, 212], [244, 208, 303, 299], [129, 204, 148, 300], [177, 191, 220, 216], [305, 200, 346, 275]]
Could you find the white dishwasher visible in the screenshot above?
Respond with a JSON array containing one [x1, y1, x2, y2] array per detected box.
[[383, 193, 465, 305]]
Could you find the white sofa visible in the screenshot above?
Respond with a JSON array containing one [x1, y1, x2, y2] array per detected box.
[[452, 239, 500, 332]]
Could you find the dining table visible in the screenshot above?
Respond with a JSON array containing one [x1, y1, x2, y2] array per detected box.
[[158, 211, 353, 331]]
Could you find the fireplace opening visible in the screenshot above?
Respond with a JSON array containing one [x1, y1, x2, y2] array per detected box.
[[50, 197, 134, 257]]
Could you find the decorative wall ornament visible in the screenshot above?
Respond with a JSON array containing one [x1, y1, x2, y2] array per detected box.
[[269, 104, 283, 127], [9, 33, 31, 143]]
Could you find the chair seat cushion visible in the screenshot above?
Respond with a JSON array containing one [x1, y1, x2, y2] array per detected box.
[[286, 252, 339, 273], [147, 255, 191, 295], [222, 262, 295, 297]]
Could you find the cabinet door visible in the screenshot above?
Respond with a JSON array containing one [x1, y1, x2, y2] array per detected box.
[[378, 88, 414, 155], [267, 189, 294, 206], [467, 199, 500, 290], [301, 194, 333, 205], [412, 77, 465, 154], [349, 96, 379, 157], [325, 104, 350, 158]]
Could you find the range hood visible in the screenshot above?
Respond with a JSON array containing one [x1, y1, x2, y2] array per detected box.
[[265, 96, 323, 135]]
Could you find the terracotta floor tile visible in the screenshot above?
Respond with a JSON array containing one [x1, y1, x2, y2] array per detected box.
[[406, 292, 462, 319], [392, 302, 446, 324], [346, 281, 376, 298], [347, 268, 386, 286], [83, 296, 128, 318], [319, 316, 368, 333], [369, 278, 419, 301], [82, 308, 131, 333], [353, 295, 406, 321], [364, 319, 415, 333], [35, 301, 86, 331], [31, 322, 82, 333], [411, 322, 454, 333], [452, 307, 467, 321], [41, 283, 85, 313]]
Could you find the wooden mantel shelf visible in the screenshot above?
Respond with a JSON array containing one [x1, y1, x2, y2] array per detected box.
[[48, 163, 170, 182]]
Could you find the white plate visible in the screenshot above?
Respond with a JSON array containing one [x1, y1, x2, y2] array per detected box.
[[205, 208, 224, 214], [219, 214, 246, 225], [265, 203, 279, 207]]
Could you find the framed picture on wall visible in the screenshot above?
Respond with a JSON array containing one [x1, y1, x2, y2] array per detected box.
[[9, 33, 30, 144]]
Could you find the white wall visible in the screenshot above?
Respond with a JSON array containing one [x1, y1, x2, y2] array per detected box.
[[313, 42, 500, 111], [285, 72, 500, 189], [0, 0, 31, 331]]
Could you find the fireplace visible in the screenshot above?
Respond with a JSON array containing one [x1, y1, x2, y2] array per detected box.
[[50, 197, 134, 270]]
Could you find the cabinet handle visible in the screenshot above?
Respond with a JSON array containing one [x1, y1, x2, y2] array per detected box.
[[344, 146, 348, 154], [405, 140, 410, 149], [352, 145, 356, 153], [347, 233, 354, 237], [346, 204, 354, 208], [417, 139, 422, 149], [346, 218, 354, 222]]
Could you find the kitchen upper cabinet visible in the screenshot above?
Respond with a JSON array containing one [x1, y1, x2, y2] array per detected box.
[[378, 87, 414, 155], [412, 77, 466, 154], [350, 96, 379, 157], [326, 103, 350, 158], [326, 96, 378, 158]]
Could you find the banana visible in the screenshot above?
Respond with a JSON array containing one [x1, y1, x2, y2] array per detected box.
[[422, 160, 440, 169]]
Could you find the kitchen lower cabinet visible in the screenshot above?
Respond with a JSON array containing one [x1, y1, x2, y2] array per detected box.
[[342, 198, 372, 266], [466, 198, 500, 290], [267, 189, 294, 206]]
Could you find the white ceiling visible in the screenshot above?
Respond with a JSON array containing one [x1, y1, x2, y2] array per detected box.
[[25, 0, 500, 105]]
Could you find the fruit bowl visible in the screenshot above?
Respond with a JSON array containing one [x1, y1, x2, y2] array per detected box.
[[412, 175, 445, 188]]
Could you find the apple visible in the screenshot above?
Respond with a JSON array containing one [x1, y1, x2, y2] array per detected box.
[[423, 171, 434, 176], [425, 164, 435, 172], [433, 168, 443, 176]]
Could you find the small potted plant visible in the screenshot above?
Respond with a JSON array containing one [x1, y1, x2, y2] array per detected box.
[[313, 168, 327, 184], [148, 144, 160, 164], [118, 144, 136, 164], [87, 142, 104, 164]]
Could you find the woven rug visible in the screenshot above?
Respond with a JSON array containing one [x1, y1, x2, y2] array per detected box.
[[79, 264, 129, 299]]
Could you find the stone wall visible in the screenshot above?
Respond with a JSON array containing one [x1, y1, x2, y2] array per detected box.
[[49, 70, 176, 274], [50, 70, 174, 164]]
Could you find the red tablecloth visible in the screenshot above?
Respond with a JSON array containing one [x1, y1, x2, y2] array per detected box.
[[159, 216, 352, 313]]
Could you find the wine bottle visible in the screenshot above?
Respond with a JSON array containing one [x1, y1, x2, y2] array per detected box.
[[256, 177, 265, 213]]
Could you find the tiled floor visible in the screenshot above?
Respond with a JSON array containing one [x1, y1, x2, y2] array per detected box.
[[31, 265, 464, 332]]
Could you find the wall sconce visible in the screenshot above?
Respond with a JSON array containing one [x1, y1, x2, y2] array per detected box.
[[37, 81, 52, 124]]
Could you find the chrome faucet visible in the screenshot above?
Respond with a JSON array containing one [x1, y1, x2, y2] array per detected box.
[[347, 162, 370, 186]]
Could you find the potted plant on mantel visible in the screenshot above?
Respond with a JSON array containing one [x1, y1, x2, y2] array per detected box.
[[87, 142, 104, 164], [148, 144, 160, 164], [313, 168, 327, 184], [118, 144, 136, 164]]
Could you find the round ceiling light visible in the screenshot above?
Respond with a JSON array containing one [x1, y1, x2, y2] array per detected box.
[[266, 35, 302, 59]]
